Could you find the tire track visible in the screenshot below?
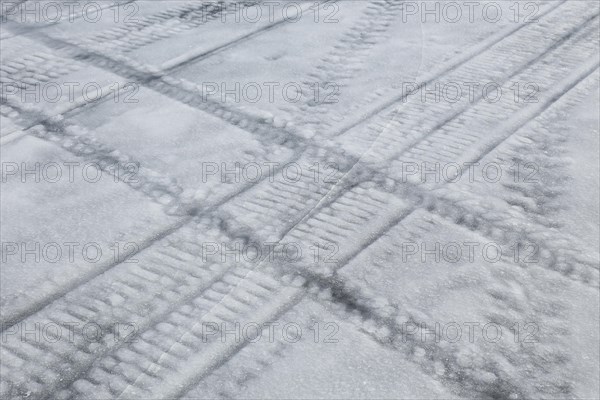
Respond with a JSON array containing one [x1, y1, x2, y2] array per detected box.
[[337, 2, 596, 160], [0, 0, 416, 333], [185, 69, 599, 400], [2, 3, 597, 398], [1, 1, 329, 145], [331, 0, 564, 140], [1, 0, 584, 332], [54, 23, 600, 400]]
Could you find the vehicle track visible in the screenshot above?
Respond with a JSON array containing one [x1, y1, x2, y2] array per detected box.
[[0, 0, 592, 350], [177, 71, 600, 400], [111, 16, 599, 399], [1, 1, 598, 399], [0, 0, 592, 328], [337, 1, 596, 158], [0, 0, 522, 329], [6, 42, 597, 400]]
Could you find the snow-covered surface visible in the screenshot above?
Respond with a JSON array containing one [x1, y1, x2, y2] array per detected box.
[[1, 1, 599, 399]]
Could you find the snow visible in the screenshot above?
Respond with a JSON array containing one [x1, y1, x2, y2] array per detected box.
[[1, 1, 598, 399]]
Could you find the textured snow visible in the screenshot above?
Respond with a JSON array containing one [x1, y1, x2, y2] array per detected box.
[[1, 1, 599, 399]]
